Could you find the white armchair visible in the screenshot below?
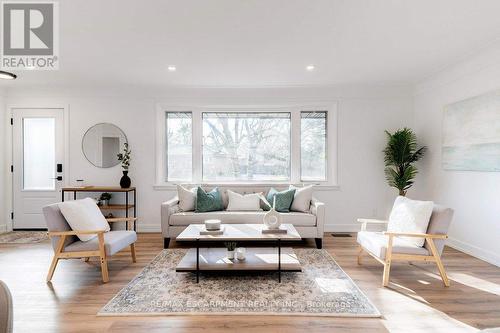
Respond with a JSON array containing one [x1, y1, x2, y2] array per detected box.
[[357, 204, 454, 287]]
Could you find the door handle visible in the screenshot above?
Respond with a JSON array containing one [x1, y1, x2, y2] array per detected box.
[[51, 176, 63, 181]]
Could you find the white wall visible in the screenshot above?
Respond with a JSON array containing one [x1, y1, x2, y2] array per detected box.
[[414, 43, 500, 266], [0, 93, 6, 232], [5, 85, 414, 233]]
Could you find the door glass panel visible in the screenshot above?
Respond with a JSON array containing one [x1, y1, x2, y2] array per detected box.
[[23, 118, 56, 190]]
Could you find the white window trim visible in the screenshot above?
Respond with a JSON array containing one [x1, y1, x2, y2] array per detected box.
[[155, 103, 338, 190]]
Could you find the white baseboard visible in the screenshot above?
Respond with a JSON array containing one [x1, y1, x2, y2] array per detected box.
[[446, 237, 500, 267], [137, 223, 161, 233], [324, 224, 360, 232]]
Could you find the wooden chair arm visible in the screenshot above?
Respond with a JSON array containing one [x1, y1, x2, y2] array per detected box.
[[357, 218, 389, 224], [383, 232, 448, 239], [106, 217, 137, 223], [357, 218, 389, 231], [48, 230, 106, 237]]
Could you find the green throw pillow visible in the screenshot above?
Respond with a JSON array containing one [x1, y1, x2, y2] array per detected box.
[[195, 187, 223, 212], [265, 188, 296, 212]]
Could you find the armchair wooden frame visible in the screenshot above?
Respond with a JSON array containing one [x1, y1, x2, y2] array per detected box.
[[46, 217, 137, 283], [357, 219, 450, 287]]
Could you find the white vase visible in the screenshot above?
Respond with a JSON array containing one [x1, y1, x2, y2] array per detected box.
[[227, 250, 235, 260], [263, 197, 282, 229]]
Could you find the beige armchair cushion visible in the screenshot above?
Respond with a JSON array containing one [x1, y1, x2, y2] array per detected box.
[[64, 230, 137, 256], [58, 198, 110, 241], [388, 196, 434, 247], [357, 231, 429, 260]]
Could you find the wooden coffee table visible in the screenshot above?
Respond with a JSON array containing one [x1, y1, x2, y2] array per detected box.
[[175, 224, 302, 283]]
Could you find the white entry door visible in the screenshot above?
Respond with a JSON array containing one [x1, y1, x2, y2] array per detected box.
[[12, 108, 65, 229]]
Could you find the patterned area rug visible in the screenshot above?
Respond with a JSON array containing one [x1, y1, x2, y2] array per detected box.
[[99, 249, 380, 317], [0, 231, 48, 244]]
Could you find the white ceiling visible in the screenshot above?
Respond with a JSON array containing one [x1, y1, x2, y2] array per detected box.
[[4, 0, 500, 89]]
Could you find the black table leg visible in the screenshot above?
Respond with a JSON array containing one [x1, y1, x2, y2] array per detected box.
[[196, 239, 200, 283], [73, 191, 76, 200], [125, 191, 129, 230], [61, 190, 65, 202], [278, 238, 281, 283], [133, 189, 137, 231]]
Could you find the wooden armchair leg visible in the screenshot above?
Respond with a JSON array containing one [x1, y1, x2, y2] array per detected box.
[[46, 256, 59, 282], [100, 256, 109, 283], [382, 261, 392, 287], [98, 233, 109, 283], [357, 246, 365, 265], [130, 243, 137, 263], [84, 257, 90, 262], [46, 235, 66, 282], [382, 235, 394, 287], [427, 238, 450, 287]]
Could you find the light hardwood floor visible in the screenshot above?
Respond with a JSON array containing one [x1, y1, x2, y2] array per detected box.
[[0, 233, 499, 333]]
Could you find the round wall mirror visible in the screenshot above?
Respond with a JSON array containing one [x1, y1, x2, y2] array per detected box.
[[82, 123, 128, 168]]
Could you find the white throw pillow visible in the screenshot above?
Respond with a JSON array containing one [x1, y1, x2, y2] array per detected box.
[[226, 190, 262, 211], [387, 196, 434, 247], [58, 198, 110, 242], [289, 185, 314, 212], [177, 185, 197, 211]]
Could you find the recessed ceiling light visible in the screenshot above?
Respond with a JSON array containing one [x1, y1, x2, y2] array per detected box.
[[167, 65, 176, 72], [306, 65, 315, 71], [0, 70, 17, 80]]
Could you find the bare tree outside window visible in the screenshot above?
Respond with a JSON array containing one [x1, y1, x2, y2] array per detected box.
[[202, 113, 290, 181]]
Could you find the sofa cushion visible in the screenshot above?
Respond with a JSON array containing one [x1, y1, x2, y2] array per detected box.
[[357, 231, 429, 260], [226, 190, 262, 211], [170, 211, 316, 227], [64, 230, 137, 256], [177, 185, 197, 211], [289, 185, 313, 213], [195, 187, 223, 212], [266, 188, 296, 212]]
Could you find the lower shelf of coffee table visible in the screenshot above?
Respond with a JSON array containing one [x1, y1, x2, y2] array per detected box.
[[176, 247, 302, 272]]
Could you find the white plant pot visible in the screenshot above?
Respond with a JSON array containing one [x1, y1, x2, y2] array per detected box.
[[227, 250, 235, 260]]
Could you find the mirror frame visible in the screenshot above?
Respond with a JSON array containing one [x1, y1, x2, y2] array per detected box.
[[82, 122, 128, 168]]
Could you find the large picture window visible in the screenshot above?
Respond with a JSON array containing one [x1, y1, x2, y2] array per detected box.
[[158, 105, 336, 186], [203, 113, 290, 181], [166, 112, 192, 181]]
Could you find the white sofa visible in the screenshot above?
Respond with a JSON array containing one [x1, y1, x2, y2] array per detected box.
[[161, 186, 325, 249]]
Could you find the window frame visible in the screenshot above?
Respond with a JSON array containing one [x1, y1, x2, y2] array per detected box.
[[300, 110, 328, 182], [165, 111, 193, 182], [155, 103, 338, 189]]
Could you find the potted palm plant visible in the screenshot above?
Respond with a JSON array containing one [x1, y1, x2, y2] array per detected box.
[[383, 128, 426, 196]]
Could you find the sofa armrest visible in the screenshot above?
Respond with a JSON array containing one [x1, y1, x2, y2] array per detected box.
[[161, 196, 180, 237], [310, 197, 325, 238]]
